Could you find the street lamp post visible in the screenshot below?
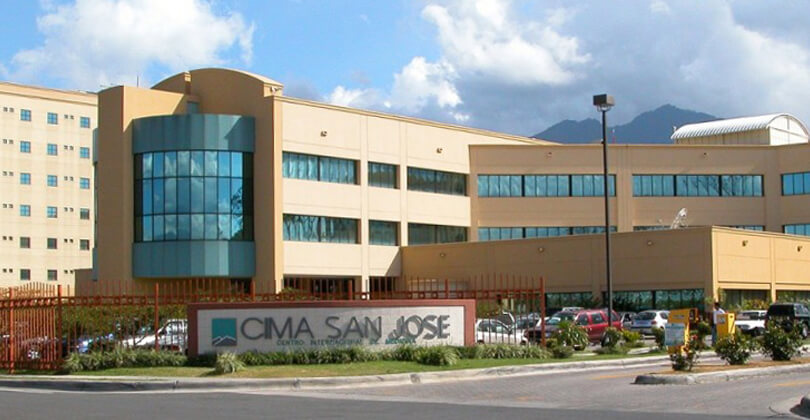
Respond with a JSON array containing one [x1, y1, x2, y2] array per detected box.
[[593, 94, 615, 330]]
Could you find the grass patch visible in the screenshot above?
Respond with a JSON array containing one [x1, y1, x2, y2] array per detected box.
[[70, 352, 665, 379]]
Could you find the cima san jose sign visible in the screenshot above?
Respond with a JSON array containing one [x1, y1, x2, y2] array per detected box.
[[187, 300, 475, 356]]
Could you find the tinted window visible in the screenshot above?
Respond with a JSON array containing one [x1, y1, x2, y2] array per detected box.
[[575, 315, 589, 326], [591, 312, 605, 324], [767, 305, 795, 317], [636, 311, 656, 320]]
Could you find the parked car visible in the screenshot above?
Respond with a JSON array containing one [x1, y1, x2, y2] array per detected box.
[[475, 319, 517, 344], [123, 319, 188, 352], [618, 312, 636, 329], [513, 315, 541, 343], [630, 310, 669, 335], [523, 309, 622, 348], [765, 303, 810, 338], [734, 310, 766, 336]]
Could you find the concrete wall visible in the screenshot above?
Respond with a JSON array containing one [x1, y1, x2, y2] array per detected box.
[[712, 228, 810, 301], [401, 227, 713, 297], [470, 144, 780, 235], [95, 86, 188, 293], [278, 97, 538, 288]]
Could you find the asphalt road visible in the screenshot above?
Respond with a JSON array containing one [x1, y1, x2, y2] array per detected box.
[[1, 363, 809, 419]]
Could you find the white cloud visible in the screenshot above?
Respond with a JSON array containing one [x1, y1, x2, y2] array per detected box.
[[320, 0, 810, 136], [390, 57, 461, 112], [325, 0, 588, 126], [326, 85, 380, 109], [422, 1, 589, 86], [10, 0, 254, 89]]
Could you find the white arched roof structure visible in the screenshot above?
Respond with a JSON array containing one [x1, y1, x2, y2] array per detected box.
[[671, 114, 809, 145]]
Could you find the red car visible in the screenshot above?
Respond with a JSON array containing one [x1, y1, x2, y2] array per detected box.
[[524, 309, 623, 348]]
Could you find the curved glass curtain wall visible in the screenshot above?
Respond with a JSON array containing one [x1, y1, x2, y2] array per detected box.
[[134, 150, 253, 242]]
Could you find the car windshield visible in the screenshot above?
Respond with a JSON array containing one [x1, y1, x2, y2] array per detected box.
[[737, 312, 764, 320], [767, 305, 794, 317], [515, 318, 536, 329], [636, 311, 657, 320], [546, 313, 575, 325]]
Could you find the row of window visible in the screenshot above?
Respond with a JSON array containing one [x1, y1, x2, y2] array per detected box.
[[407, 167, 467, 196], [18, 109, 91, 128], [16, 269, 62, 281], [17, 237, 90, 250], [134, 151, 254, 243], [17, 205, 81, 218], [282, 152, 357, 185], [282, 214, 467, 246], [477, 174, 616, 198], [632, 225, 765, 231], [782, 172, 810, 196], [609, 289, 705, 312], [18, 173, 90, 188], [136, 151, 251, 180], [282, 151, 467, 196], [478, 226, 617, 242], [14, 141, 90, 157], [135, 177, 250, 216], [632, 174, 763, 197], [784, 224, 810, 236], [135, 214, 253, 242]]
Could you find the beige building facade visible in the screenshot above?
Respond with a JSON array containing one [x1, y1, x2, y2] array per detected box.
[[93, 68, 810, 308], [0, 82, 96, 288]]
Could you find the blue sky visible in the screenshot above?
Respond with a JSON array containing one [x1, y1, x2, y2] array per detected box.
[[2, 1, 810, 137]]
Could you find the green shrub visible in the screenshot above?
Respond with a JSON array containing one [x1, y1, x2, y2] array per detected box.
[[601, 327, 623, 349], [347, 346, 378, 363], [187, 353, 217, 367], [621, 330, 644, 348], [415, 346, 459, 366], [60, 353, 83, 374], [669, 337, 700, 371], [456, 345, 484, 359], [238, 351, 266, 366], [520, 345, 551, 359], [692, 321, 712, 350], [550, 345, 574, 359], [552, 321, 588, 350], [471, 344, 550, 360], [214, 352, 245, 374], [61, 349, 187, 372], [761, 323, 803, 361], [392, 344, 420, 362], [651, 327, 666, 351], [714, 331, 757, 365], [80, 352, 103, 371]]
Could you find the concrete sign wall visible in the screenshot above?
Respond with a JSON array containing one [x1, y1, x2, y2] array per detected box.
[[188, 300, 475, 356]]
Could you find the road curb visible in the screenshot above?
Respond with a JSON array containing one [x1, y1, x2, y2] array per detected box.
[[800, 394, 810, 414], [634, 362, 810, 385], [0, 354, 677, 392]]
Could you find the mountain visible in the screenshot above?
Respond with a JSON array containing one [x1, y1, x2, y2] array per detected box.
[[533, 105, 717, 144]]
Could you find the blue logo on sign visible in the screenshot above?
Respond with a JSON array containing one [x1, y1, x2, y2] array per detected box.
[[212, 318, 237, 347]]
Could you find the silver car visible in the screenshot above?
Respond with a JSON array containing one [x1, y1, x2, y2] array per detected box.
[[630, 310, 669, 335]]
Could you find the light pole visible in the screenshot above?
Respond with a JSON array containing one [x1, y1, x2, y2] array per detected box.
[[593, 94, 615, 329]]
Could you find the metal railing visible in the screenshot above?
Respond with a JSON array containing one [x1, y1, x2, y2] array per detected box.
[[0, 275, 546, 372]]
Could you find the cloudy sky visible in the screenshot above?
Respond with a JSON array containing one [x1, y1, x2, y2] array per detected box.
[[2, 0, 809, 136]]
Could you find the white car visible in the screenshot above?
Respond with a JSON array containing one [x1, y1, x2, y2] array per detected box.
[[630, 310, 669, 335], [734, 310, 766, 336], [475, 319, 520, 344], [124, 319, 188, 352]]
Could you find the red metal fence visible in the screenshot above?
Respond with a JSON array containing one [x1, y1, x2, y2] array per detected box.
[[0, 275, 546, 372]]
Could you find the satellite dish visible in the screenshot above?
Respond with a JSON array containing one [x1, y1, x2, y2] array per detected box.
[[670, 208, 688, 229]]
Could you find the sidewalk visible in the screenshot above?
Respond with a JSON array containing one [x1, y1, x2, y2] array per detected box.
[[0, 353, 681, 392]]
